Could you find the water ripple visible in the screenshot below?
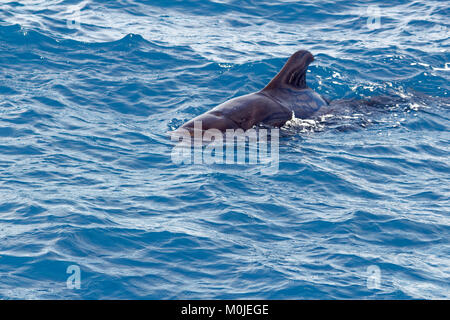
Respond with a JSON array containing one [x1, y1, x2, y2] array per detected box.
[[0, 0, 449, 299]]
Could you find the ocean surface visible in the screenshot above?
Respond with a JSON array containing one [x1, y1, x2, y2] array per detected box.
[[0, 0, 449, 299]]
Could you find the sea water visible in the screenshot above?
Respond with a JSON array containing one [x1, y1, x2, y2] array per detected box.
[[0, 0, 449, 299]]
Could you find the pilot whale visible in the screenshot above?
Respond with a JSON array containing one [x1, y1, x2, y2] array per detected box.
[[177, 50, 331, 133]]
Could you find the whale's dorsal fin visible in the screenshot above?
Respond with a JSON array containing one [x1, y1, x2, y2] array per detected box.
[[262, 50, 314, 91]]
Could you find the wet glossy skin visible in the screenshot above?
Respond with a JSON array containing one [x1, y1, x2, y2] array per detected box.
[[180, 92, 290, 132], [262, 87, 328, 119], [179, 88, 328, 133], [177, 50, 329, 133]]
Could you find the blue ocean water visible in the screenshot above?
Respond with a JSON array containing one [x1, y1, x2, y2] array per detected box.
[[0, 0, 449, 299]]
